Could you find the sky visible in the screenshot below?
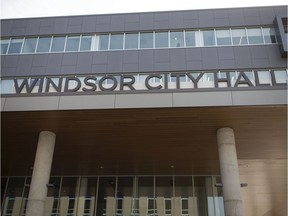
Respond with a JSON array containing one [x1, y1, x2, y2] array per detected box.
[[1, 0, 287, 19]]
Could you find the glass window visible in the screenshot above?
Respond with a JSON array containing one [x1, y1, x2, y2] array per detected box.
[[125, 33, 139, 49], [8, 38, 24, 54], [1, 79, 15, 94], [36, 37, 52, 53], [274, 70, 287, 83], [216, 29, 232, 45], [1, 39, 10, 54], [80, 35, 93, 51], [247, 28, 264, 44], [262, 28, 277, 44], [140, 32, 153, 48], [202, 30, 216, 46], [155, 31, 169, 48], [97, 34, 109, 50], [185, 31, 196, 47], [110, 34, 124, 50], [231, 29, 248, 45], [65, 36, 80, 51], [51, 36, 66, 52], [170, 31, 184, 47], [257, 70, 271, 84], [22, 37, 38, 53]]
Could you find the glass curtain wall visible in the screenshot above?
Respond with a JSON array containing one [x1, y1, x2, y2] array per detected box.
[[1, 176, 224, 216]]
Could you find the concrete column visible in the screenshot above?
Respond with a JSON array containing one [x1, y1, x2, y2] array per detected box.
[[26, 131, 56, 216], [217, 128, 243, 216]]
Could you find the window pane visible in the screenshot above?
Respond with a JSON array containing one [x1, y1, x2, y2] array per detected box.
[[65, 36, 80, 51], [97, 34, 109, 50], [110, 34, 124, 50], [203, 30, 216, 46], [170, 31, 184, 47], [51, 36, 66, 52], [140, 32, 153, 48], [8, 38, 24, 54], [36, 37, 51, 53], [80, 35, 93, 51], [262, 28, 277, 44], [155, 31, 168, 48], [22, 38, 38, 53], [231, 29, 248, 45], [185, 31, 197, 47], [274, 70, 287, 83], [216, 29, 231, 45], [1, 39, 10, 54], [247, 28, 264, 44], [125, 33, 138, 49]]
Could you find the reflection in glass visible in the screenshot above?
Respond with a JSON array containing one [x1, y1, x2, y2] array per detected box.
[[216, 29, 232, 45], [8, 38, 24, 54], [185, 31, 197, 47], [80, 35, 93, 51], [36, 37, 51, 53], [262, 28, 277, 44], [65, 36, 80, 51], [22, 38, 38, 53], [1, 39, 10, 54], [140, 32, 153, 48], [1, 177, 8, 207], [247, 28, 264, 44], [231, 29, 248, 45], [274, 70, 287, 83], [97, 177, 116, 216], [125, 33, 139, 49], [170, 31, 184, 47], [46, 177, 61, 216], [51, 36, 66, 52], [257, 71, 271, 84], [97, 34, 109, 50], [155, 32, 169, 48], [59, 177, 78, 216], [203, 30, 216, 46], [110, 34, 124, 50]]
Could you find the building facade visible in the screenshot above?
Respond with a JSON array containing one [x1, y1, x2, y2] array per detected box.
[[1, 5, 287, 216]]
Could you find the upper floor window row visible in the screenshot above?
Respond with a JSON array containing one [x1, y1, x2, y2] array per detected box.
[[0, 27, 277, 55]]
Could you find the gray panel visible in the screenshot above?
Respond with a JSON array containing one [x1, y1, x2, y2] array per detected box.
[[59, 95, 115, 110], [32, 54, 49, 67], [154, 62, 170, 71], [169, 49, 187, 71], [31, 66, 46, 75], [252, 59, 270, 68], [214, 19, 229, 27], [183, 11, 199, 28], [1, 67, 17, 77], [91, 64, 107, 73], [232, 90, 287, 106], [173, 91, 233, 107], [124, 14, 140, 31], [68, 17, 83, 26], [115, 93, 173, 108], [53, 17, 68, 34], [243, 8, 261, 25], [123, 51, 139, 63], [66, 25, 82, 34], [183, 19, 199, 28], [16, 55, 33, 76], [3, 56, 20, 68], [154, 21, 169, 29], [154, 12, 169, 21], [249, 46, 269, 59], [154, 50, 170, 63], [39, 26, 54, 35], [186, 48, 202, 61], [107, 52, 123, 72], [40, 18, 54, 27], [81, 16, 97, 32], [3, 96, 60, 111], [139, 50, 154, 71], [217, 47, 235, 60], [12, 19, 27, 28], [219, 60, 236, 69], [25, 19, 41, 35], [1, 20, 13, 37], [233, 47, 253, 68], [186, 61, 203, 71], [202, 48, 219, 70], [228, 9, 245, 26], [95, 23, 110, 32], [46, 53, 63, 75], [124, 22, 140, 31], [266, 45, 287, 68], [97, 15, 111, 24], [110, 15, 125, 32], [123, 63, 139, 72], [61, 65, 76, 74], [169, 12, 184, 29], [259, 7, 276, 24], [76, 53, 93, 74], [213, 9, 229, 19], [139, 13, 154, 30], [273, 6, 288, 16], [10, 28, 26, 36], [62, 53, 78, 66], [93, 52, 108, 64], [198, 10, 214, 28]]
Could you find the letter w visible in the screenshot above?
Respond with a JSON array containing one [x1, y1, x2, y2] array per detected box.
[[14, 78, 39, 94]]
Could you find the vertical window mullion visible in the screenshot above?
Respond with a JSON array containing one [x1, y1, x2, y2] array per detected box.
[[49, 36, 54, 53], [20, 38, 25, 54], [183, 30, 186, 47], [34, 37, 39, 53], [137, 32, 140, 49], [6, 38, 12, 55], [214, 29, 217, 46], [79, 35, 82, 51], [245, 28, 249, 44], [153, 32, 155, 48], [260, 27, 266, 44], [63, 35, 68, 52], [108, 33, 111, 51], [168, 31, 171, 48], [123, 33, 126, 50], [229, 28, 233, 45]]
